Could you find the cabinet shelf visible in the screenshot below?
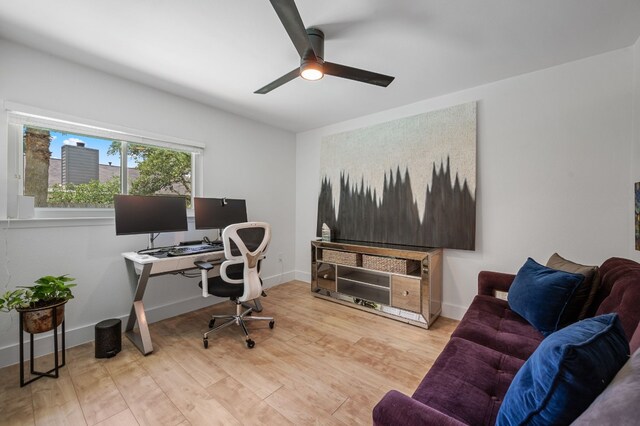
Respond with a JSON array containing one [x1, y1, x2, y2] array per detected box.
[[338, 266, 390, 288], [337, 279, 389, 305], [338, 276, 390, 291]]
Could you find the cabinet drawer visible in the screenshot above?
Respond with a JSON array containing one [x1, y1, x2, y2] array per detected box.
[[317, 263, 336, 292], [391, 275, 420, 312]]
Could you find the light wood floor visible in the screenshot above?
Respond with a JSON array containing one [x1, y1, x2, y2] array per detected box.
[[0, 281, 458, 426]]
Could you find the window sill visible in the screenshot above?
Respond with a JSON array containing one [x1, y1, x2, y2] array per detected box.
[[1, 215, 196, 229], [0, 216, 115, 229]]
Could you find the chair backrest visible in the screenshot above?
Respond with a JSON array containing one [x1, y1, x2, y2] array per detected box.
[[221, 222, 271, 302]]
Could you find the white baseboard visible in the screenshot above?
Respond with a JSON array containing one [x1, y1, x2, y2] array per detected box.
[[295, 270, 311, 282], [263, 271, 296, 287], [441, 302, 467, 321], [0, 271, 294, 369]]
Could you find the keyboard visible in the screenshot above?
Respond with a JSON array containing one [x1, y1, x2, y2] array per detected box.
[[166, 244, 222, 257]]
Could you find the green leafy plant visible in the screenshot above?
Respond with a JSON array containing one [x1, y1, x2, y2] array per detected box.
[[0, 275, 76, 312], [48, 178, 120, 208], [108, 141, 192, 197]]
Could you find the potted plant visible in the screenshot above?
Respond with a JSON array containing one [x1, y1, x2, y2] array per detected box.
[[0, 275, 76, 334]]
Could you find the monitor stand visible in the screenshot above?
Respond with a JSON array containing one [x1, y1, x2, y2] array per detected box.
[[202, 235, 222, 245], [147, 232, 160, 249], [147, 232, 158, 250]]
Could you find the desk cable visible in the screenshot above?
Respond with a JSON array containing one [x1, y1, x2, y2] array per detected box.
[[176, 271, 202, 279]]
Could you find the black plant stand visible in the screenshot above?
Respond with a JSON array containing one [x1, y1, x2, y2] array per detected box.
[[19, 307, 66, 387]]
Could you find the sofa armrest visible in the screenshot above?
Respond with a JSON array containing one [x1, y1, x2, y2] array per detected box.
[[478, 271, 516, 296], [373, 390, 467, 426]]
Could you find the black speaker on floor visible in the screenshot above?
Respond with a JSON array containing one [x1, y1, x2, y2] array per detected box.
[[95, 318, 121, 358]]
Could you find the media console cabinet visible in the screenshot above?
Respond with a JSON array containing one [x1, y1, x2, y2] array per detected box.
[[311, 240, 443, 328]]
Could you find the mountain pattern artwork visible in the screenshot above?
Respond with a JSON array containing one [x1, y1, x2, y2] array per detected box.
[[317, 157, 475, 250]]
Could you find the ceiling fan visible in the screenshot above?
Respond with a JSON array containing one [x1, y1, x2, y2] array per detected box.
[[255, 0, 395, 94]]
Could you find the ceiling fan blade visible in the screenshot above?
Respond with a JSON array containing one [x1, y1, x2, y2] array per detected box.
[[269, 0, 316, 60], [324, 62, 395, 87], [254, 68, 300, 94]]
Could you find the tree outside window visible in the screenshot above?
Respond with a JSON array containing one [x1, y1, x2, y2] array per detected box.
[[22, 126, 192, 208]]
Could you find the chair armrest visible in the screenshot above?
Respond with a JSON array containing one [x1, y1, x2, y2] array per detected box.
[[194, 261, 214, 270], [373, 390, 467, 426], [220, 259, 243, 284], [478, 271, 516, 296], [195, 261, 215, 298]]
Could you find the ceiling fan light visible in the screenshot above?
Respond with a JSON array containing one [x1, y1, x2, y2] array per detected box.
[[300, 62, 324, 81]]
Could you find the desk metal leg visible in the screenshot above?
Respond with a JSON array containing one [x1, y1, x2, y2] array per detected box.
[[124, 260, 154, 355]]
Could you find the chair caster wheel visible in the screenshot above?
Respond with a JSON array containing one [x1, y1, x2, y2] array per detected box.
[[269, 320, 275, 329], [246, 339, 255, 349], [203, 338, 209, 349], [208, 319, 215, 328]]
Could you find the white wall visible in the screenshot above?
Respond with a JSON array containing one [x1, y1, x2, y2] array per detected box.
[[296, 48, 634, 319], [0, 39, 296, 368]]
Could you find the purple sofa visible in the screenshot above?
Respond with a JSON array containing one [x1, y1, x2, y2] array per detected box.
[[373, 257, 640, 425]]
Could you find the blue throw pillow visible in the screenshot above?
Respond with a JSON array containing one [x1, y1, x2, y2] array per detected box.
[[509, 257, 584, 336], [496, 313, 630, 426]]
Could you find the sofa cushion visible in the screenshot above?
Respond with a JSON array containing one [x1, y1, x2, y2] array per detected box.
[[546, 252, 599, 324], [508, 257, 584, 336], [594, 257, 640, 341], [496, 313, 630, 426], [452, 295, 543, 360], [412, 337, 525, 425], [571, 346, 640, 425]]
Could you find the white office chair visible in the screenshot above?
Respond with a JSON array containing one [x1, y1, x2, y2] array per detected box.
[[195, 222, 274, 349]]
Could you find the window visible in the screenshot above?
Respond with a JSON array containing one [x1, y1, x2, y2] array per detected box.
[[7, 107, 203, 217]]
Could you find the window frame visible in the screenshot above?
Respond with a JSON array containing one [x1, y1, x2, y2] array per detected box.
[[5, 102, 204, 220]]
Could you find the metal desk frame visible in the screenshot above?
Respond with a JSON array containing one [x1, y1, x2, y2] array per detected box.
[[122, 250, 225, 355]]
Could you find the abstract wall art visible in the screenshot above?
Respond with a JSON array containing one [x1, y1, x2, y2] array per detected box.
[[317, 102, 477, 250]]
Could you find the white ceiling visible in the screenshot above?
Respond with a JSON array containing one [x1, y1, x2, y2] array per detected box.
[[1, 0, 639, 133]]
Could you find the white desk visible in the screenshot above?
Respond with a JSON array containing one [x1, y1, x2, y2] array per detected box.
[[122, 250, 225, 355]]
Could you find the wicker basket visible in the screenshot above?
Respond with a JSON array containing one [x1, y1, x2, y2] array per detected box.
[[322, 249, 360, 266], [362, 255, 419, 275]]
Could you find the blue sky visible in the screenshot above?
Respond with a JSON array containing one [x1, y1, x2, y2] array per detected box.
[[49, 131, 136, 167]]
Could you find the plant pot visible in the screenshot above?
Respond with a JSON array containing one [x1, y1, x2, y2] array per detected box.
[[18, 300, 66, 334]]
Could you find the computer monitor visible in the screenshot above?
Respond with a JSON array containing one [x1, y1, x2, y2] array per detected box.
[[194, 197, 248, 230], [114, 194, 188, 236]]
